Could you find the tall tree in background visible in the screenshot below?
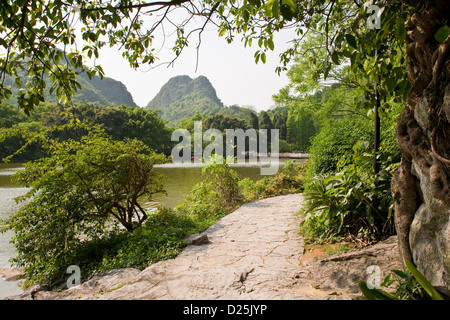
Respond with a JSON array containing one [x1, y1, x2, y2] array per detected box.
[[0, 0, 449, 293], [258, 111, 273, 130]]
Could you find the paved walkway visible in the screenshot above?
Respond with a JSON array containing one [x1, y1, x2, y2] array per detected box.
[[30, 193, 358, 300]]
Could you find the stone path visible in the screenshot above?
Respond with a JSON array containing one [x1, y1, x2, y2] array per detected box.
[[9, 193, 402, 300]]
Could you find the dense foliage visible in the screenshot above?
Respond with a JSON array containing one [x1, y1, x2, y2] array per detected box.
[[0, 102, 174, 161], [0, 123, 167, 284], [301, 140, 398, 244], [239, 160, 304, 201], [271, 21, 405, 245]]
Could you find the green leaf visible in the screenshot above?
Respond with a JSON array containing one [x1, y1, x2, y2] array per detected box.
[[254, 52, 260, 64], [434, 25, 450, 43], [280, 4, 293, 21], [14, 78, 23, 87], [261, 52, 267, 64], [263, 0, 273, 17], [391, 270, 408, 279], [272, 0, 280, 19], [358, 280, 398, 300], [385, 77, 397, 91], [281, 0, 294, 7], [395, 18, 406, 42], [404, 258, 444, 300], [331, 51, 340, 65], [242, 9, 250, 23], [267, 38, 275, 51], [345, 34, 357, 50]]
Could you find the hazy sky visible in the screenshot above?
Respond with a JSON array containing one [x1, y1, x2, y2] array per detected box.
[[95, 26, 297, 111]]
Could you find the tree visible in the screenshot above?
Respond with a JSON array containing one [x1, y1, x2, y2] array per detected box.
[[38, 103, 174, 155], [247, 111, 259, 130], [1, 122, 166, 282], [270, 107, 288, 141], [203, 113, 248, 132], [390, 1, 450, 294], [258, 111, 273, 130], [1, 0, 449, 293]]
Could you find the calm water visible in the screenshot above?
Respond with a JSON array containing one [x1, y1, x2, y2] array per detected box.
[[0, 159, 304, 298]]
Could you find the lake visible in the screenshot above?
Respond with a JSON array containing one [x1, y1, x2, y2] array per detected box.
[[0, 158, 304, 298]]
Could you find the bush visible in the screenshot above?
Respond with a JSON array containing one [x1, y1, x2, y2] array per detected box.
[[175, 160, 244, 219], [43, 207, 201, 287], [300, 141, 396, 244], [305, 116, 373, 181], [1, 122, 167, 285], [239, 160, 305, 201], [97, 208, 199, 274], [278, 139, 293, 152]]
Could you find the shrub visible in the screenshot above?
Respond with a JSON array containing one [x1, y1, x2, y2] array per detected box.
[[239, 160, 305, 201], [305, 116, 373, 183], [45, 207, 201, 286], [97, 208, 199, 274], [0, 122, 167, 285], [175, 160, 244, 219], [300, 141, 396, 244]]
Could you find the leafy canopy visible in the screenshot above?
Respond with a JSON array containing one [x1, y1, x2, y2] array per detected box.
[[0, 0, 421, 114]]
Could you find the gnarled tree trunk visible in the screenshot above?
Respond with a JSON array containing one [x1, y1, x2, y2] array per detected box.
[[392, 0, 450, 295]]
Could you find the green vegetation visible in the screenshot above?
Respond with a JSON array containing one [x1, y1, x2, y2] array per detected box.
[[269, 18, 405, 247], [0, 102, 174, 161], [359, 258, 445, 300], [0, 132, 305, 287], [239, 160, 304, 201], [1, 122, 166, 285], [300, 140, 398, 244]]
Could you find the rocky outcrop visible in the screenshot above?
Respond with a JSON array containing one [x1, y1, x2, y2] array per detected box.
[[409, 161, 450, 295], [0, 267, 25, 282]]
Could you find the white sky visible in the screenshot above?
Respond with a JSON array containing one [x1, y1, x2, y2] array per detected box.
[[95, 27, 297, 111]]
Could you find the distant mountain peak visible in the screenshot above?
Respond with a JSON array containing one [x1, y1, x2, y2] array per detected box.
[[4, 70, 137, 108], [146, 75, 223, 125]]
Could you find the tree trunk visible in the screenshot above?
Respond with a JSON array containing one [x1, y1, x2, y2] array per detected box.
[[392, 0, 450, 295]]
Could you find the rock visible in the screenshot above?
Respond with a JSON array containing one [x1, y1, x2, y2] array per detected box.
[[4, 268, 142, 300], [444, 83, 450, 123], [4, 284, 48, 300], [183, 234, 210, 245], [0, 267, 25, 281], [409, 160, 450, 295]]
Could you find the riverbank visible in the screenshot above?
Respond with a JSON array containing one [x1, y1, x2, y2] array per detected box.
[[4, 193, 402, 300]]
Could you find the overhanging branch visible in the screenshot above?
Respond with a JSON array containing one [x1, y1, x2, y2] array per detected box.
[[79, 0, 193, 12]]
